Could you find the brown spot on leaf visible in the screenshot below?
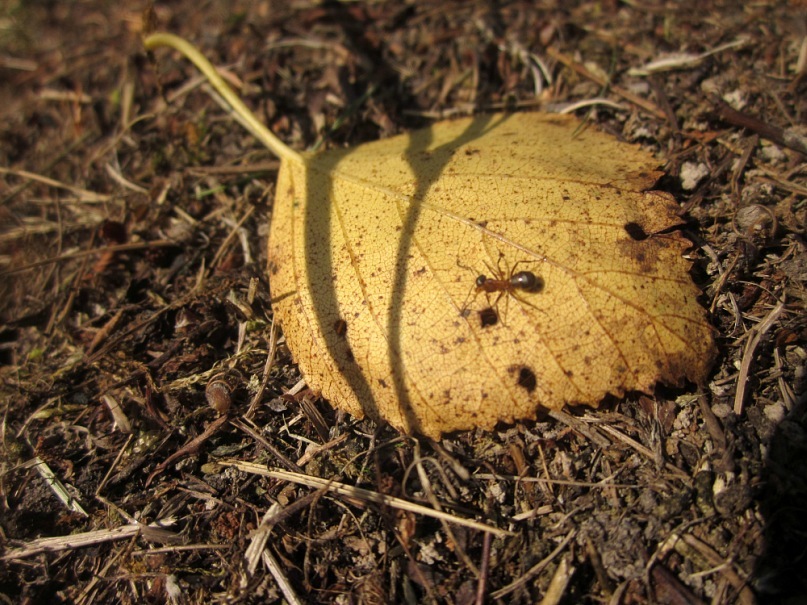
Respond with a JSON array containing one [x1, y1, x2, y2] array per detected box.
[[624, 222, 648, 241], [516, 366, 537, 393], [479, 307, 498, 327]]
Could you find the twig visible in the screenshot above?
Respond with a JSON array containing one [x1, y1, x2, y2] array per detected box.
[[219, 460, 512, 538], [245, 503, 281, 575], [295, 432, 348, 467], [679, 534, 756, 605], [230, 417, 304, 473], [412, 442, 478, 575], [474, 532, 492, 605], [3, 521, 182, 559], [210, 204, 255, 270], [263, 549, 304, 605], [490, 529, 577, 598], [734, 298, 786, 415], [0, 239, 178, 278], [0, 166, 111, 203], [545, 47, 666, 120], [548, 409, 610, 448], [697, 393, 727, 451], [145, 414, 230, 486], [597, 424, 690, 481], [585, 536, 613, 597], [715, 99, 807, 156]]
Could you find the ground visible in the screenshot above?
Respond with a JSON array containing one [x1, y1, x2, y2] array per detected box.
[[1, 1, 806, 604]]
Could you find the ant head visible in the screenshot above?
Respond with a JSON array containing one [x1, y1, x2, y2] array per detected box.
[[475, 275, 488, 288]]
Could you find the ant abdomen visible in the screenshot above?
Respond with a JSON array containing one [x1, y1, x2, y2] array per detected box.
[[511, 271, 544, 293]]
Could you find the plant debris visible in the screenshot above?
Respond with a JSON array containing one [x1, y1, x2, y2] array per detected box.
[[1, 1, 805, 603]]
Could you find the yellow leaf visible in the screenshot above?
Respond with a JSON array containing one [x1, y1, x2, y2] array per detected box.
[[145, 35, 716, 439], [268, 113, 715, 438]]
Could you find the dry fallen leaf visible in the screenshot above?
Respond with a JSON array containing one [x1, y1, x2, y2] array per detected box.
[[268, 112, 716, 437], [146, 35, 716, 438]]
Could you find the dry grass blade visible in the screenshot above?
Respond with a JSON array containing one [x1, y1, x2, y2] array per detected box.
[[219, 460, 512, 537], [3, 522, 182, 560], [0, 167, 111, 204], [24, 457, 88, 517]]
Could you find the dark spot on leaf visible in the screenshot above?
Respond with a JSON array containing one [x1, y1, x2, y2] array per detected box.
[[378, 378, 388, 388], [516, 366, 537, 393], [625, 222, 648, 240], [477, 220, 488, 228], [479, 307, 498, 327]]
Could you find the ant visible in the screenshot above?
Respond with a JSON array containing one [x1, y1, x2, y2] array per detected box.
[[460, 255, 545, 326], [474, 270, 544, 296]]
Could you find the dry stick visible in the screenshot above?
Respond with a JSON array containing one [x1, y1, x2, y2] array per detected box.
[[679, 534, 756, 605], [472, 472, 638, 490], [245, 503, 281, 574], [88, 308, 125, 354], [74, 533, 138, 605], [585, 536, 614, 597], [0, 240, 178, 277], [263, 549, 305, 605], [0, 166, 111, 203], [229, 416, 304, 473], [548, 409, 610, 448], [86, 289, 194, 365], [295, 432, 348, 468], [185, 161, 281, 176], [490, 529, 577, 599], [733, 298, 786, 415], [0, 135, 90, 206], [474, 532, 492, 605], [145, 413, 230, 487], [697, 393, 727, 452], [3, 523, 181, 560], [412, 443, 479, 576], [597, 424, 690, 481], [545, 47, 666, 120], [650, 564, 707, 605], [220, 460, 512, 538], [715, 99, 807, 156], [210, 203, 255, 270], [130, 544, 229, 555]]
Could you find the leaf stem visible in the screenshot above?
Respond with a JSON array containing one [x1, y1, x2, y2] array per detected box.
[[143, 32, 303, 165]]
